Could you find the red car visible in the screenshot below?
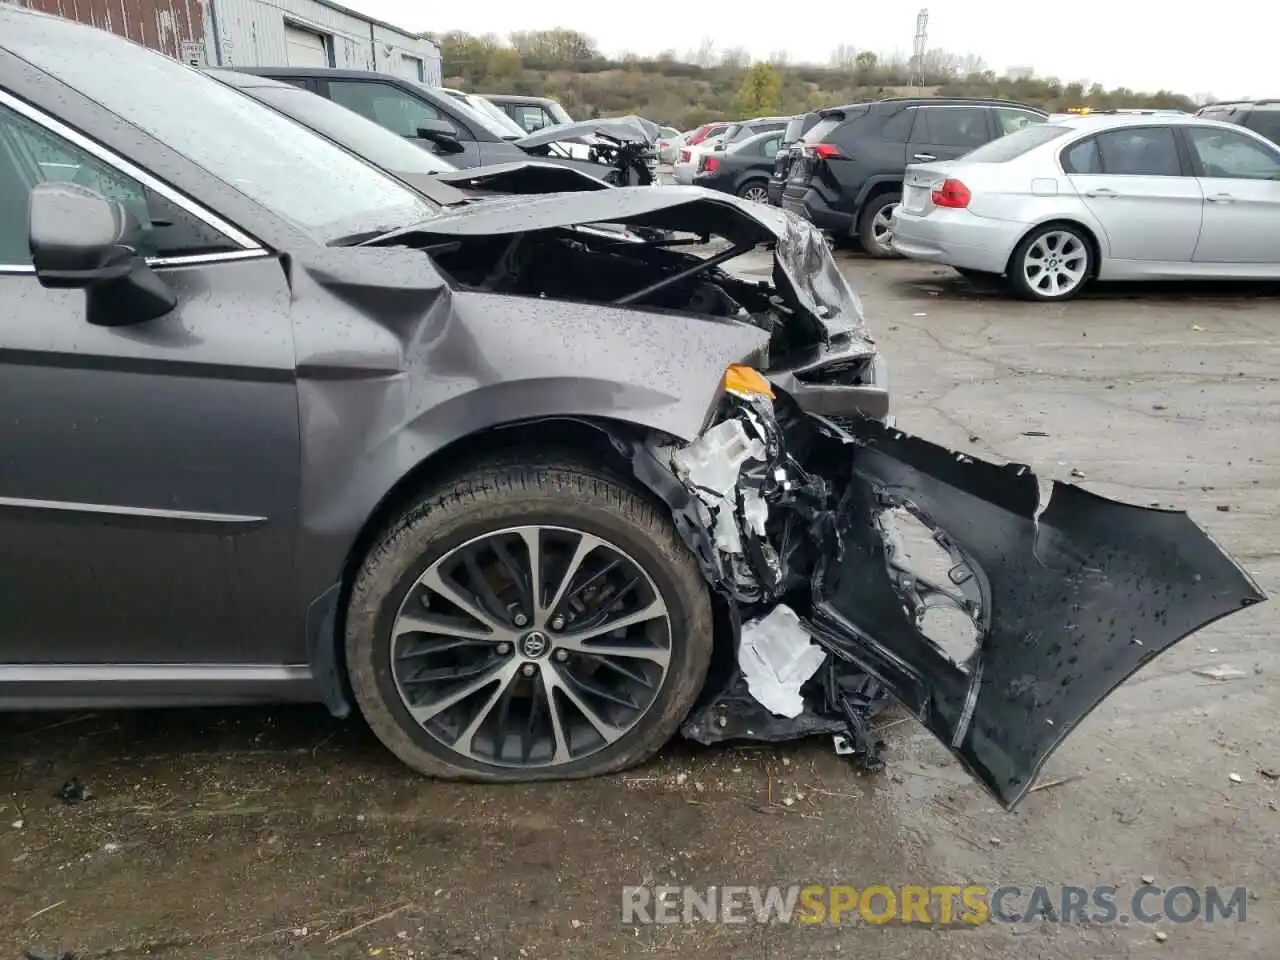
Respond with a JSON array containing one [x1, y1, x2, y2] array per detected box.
[[678, 122, 731, 164]]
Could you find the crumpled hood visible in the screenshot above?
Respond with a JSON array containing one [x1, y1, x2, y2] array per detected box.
[[514, 116, 654, 149], [371, 185, 873, 345], [430, 160, 612, 195]]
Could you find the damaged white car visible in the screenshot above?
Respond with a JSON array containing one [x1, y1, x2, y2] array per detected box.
[[1, 5, 1265, 813]]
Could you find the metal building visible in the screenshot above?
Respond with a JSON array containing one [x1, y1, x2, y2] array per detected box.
[[5, 0, 441, 84]]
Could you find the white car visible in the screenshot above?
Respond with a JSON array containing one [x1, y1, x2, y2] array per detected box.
[[655, 127, 684, 164], [674, 135, 726, 184], [890, 113, 1280, 301]]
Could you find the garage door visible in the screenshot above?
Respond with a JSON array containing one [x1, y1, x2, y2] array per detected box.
[[284, 24, 329, 67]]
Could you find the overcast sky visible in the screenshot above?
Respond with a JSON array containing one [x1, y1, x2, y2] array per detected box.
[[339, 0, 1265, 100]]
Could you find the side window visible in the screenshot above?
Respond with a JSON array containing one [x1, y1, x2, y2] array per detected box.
[[0, 103, 238, 266], [994, 108, 1044, 135], [1095, 127, 1181, 176], [916, 107, 990, 147], [760, 136, 782, 156], [328, 81, 441, 138], [1187, 127, 1280, 180], [880, 109, 915, 141], [1244, 110, 1280, 147], [1061, 137, 1102, 174]]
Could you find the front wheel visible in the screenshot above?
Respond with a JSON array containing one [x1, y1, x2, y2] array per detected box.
[[858, 192, 903, 259], [344, 456, 714, 782], [1008, 225, 1093, 301]]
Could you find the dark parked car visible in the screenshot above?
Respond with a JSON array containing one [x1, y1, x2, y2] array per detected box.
[[708, 116, 790, 151], [1195, 99, 1280, 147], [692, 129, 785, 202], [237, 67, 527, 167], [782, 97, 1047, 257], [233, 68, 632, 182], [482, 94, 574, 133], [768, 111, 822, 205], [207, 70, 612, 202], [1, 9, 1263, 808]]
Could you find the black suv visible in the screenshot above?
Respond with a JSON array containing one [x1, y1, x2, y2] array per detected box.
[[781, 97, 1047, 257], [1194, 100, 1280, 147]]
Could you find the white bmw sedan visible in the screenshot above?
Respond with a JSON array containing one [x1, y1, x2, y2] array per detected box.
[[890, 113, 1280, 301]]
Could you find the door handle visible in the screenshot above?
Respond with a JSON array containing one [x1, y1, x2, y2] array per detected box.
[[1084, 187, 1119, 198], [1206, 193, 1235, 203], [913, 153, 936, 162]]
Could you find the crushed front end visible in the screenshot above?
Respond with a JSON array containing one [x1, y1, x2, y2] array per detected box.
[[644, 382, 1265, 810]]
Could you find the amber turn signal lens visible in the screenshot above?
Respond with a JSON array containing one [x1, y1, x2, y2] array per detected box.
[[723, 364, 776, 400]]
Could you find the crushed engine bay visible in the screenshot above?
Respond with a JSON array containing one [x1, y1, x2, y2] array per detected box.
[[633, 388, 1266, 810]]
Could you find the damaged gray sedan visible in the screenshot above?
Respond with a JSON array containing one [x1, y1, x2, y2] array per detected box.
[[0, 9, 1264, 811]]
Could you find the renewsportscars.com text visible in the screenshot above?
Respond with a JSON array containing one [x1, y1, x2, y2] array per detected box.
[[621, 884, 1249, 926]]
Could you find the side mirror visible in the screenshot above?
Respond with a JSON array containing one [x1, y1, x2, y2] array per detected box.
[[29, 182, 176, 327], [414, 120, 465, 154]]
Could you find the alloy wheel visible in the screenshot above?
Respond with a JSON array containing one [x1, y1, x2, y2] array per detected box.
[[389, 525, 673, 769], [741, 184, 768, 204], [1022, 230, 1088, 298], [870, 202, 899, 251]]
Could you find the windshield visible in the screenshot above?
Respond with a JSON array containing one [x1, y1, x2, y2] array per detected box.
[[962, 123, 1072, 162], [9, 15, 435, 243], [464, 95, 526, 137], [546, 101, 574, 125], [442, 93, 515, 139], [223, 81, 457, 178]]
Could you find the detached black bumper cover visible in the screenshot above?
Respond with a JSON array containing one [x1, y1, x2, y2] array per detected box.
[[663, 396, 1264, 810], [804, 414, 1265, 808]]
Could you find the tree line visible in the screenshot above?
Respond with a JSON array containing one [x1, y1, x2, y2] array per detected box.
[[426, 29, 1201, 129]]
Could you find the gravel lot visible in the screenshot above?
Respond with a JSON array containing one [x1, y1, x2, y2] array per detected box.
[[3, 255, 1278, 960]]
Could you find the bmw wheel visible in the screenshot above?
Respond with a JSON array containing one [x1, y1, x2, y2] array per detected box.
[[344, 455, 714, 781], [1009, 224, 1093, 301]]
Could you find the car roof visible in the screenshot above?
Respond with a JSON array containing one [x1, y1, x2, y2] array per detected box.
[[482, 94, 560, 107], [820, 97, 1045, 117], [1050, 113, 1246, 132], [239, 66, 404, 82], [1200, 99, 1280, 109], [205, 67, 288, 90]]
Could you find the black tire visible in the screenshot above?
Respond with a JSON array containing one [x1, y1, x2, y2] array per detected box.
[[1007, 223, 1093, 302], [736, 178, 769, 203], [344, 455, 714, 782], [858, 191, 903, 259]]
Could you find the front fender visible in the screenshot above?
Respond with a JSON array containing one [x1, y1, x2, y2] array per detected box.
[[286, 246, 770, 647]]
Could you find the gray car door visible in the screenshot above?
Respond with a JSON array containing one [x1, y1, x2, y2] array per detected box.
[[325, 78, 485, 168], [1182, 125, 1280, 264], [0, 100, 300, 669], [1061, 126, 1204, 263]]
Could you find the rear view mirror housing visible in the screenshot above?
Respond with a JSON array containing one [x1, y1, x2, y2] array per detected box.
[[28, 181, 176, 327], [414, 120, 466, 154]]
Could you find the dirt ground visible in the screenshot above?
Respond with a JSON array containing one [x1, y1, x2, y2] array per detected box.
[[3, 255, 1279, 960]]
